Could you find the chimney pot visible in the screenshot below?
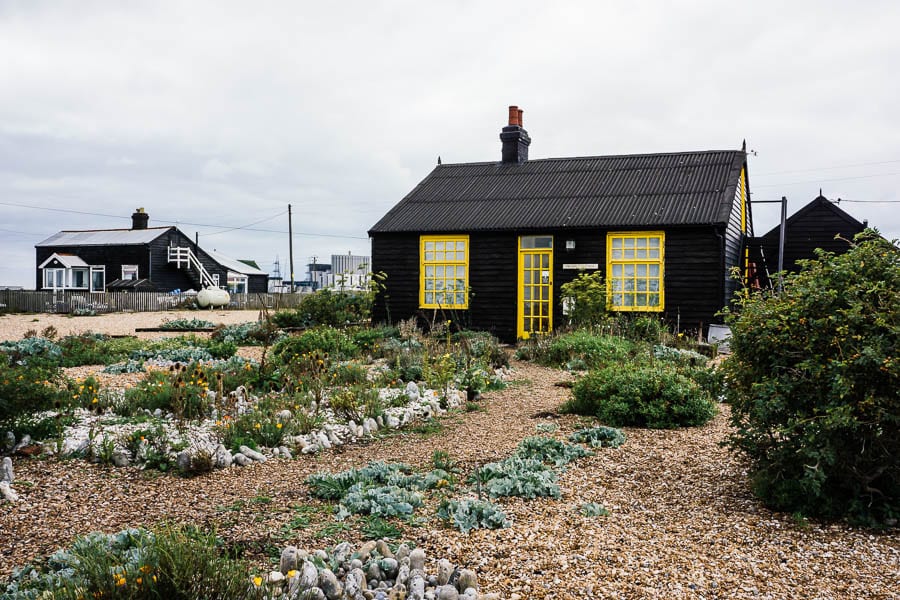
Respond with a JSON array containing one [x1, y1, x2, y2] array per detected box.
[[508, 105, 519, 126], [517, 108, 524, 127], [500, 104, 531, 164]]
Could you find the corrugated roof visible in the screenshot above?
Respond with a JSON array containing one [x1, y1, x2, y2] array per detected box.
[[207, 250, 268, 276], [36, 227, 172, 247], [369, 150, 746, 233]]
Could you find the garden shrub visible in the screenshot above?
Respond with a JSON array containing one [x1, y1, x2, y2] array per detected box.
[[120, 365, 212, 420], [351, 325, 400, 355], [559, 270, 608, 328], [272, 288, 374, 328], [565, 364, 717, 428], [210, 321, 278, 346], [0, 361, 63, 421], [57, 334, 145, 367], [215, 394, 302, 452], [723, 231, 900, 524], [1, 526, 250, 600], [272, 326, 358, 363], [535, 331, 637, 369]]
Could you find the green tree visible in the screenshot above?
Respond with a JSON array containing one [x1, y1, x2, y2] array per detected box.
[[559, 271, 608, 328], [723, 231, 900, 524]]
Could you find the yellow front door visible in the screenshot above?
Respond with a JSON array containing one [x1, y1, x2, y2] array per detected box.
[[518, 235, 553, 339]]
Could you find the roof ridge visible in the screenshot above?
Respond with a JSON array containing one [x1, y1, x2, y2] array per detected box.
[[436, 149, 743, 167]]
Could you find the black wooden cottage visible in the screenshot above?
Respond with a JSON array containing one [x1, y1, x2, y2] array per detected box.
[[369, 106, 752, 341], [36, 209, 268, 294], [755, 194, 867, 283]]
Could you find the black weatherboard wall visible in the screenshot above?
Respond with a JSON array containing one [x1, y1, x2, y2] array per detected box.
[[759, 195, 867, 275]]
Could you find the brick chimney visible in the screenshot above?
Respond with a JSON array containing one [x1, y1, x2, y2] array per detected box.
[[131, 207, 149, 230], [500, 105, 531, 164]]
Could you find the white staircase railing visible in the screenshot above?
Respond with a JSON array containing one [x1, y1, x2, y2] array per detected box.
[[167, 246, 217, 288]]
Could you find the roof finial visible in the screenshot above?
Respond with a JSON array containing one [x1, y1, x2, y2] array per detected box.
[[741, 139, 746, 152], [819, 187, 823, 197], [437, 156, 442, 165]]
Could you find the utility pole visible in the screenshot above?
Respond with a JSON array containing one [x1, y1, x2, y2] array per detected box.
[[311, 255, 318, 290], [288, 204, 295, 293], [778, 196, 787, 293]]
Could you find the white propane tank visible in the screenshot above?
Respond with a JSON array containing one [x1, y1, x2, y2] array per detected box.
[[197, 287, 230, 308]]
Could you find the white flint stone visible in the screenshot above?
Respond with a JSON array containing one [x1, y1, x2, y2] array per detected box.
[[232, 452, 252, 466], [239, 445, 267, 462], [0, 481, 18, 502], [1, 457, 13, 483]]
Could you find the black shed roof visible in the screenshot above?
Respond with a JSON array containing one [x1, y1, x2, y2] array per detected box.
[[369, 150, 747, 234]]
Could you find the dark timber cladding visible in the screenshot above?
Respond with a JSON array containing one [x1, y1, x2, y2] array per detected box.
[[759, 195, 866, 274], [369, 105, 751, 341]]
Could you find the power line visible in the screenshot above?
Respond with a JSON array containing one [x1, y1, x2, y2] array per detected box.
[[199, 210, 287, 237], [753, 159, 900, 177], [0, 200, 368, 240], [753, 171, 900, 188]]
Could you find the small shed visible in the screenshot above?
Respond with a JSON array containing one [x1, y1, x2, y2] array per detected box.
[[757, 194, 867, 280], [369, 106, 753, 341]]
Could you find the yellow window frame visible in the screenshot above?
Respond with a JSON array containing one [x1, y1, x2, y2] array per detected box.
[[606, 231, 665, 312], [420, 235, 469, 309]]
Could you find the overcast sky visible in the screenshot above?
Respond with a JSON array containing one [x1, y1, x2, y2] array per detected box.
[[2, 1, 898, 288]]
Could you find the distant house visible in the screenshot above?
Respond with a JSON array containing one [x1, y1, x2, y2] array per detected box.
[[755, 194, 867, 284], [369, 106, 753, 341], [35, 209, 267, 293]]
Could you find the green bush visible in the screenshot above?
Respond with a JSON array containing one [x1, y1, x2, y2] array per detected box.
[[565, 364, 717, 428], [723, 231, 900, 524], [57, 334, 146, 367], [272, 288, 374, 328], [210, 321, 277, 346], [537, 331, 637, 369], [559, 270, 608, 328], [0, 526, 250, 599], [120, 365, 212, 420], [0, 362, 63, 421], [272, 326, 359, 363]]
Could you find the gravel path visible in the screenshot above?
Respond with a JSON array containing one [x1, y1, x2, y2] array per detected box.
[[0, 313, 898, 598]]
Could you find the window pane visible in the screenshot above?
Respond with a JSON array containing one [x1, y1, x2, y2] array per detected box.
[[624, 279, 635, 291], [649, 279, 659, 292], [636, 264, 647, 277], [612, 293, 623, 306], [649, 238, 660, 248], [611, 279, 623, 291], [612, 249, 623, 259], [612, 238, 623, 248], [649, 264, 660, 277], [636, 248, 647, 258], [636, 294, 647, 306], [425, 251, 434, 261], [636, 279, 647, 291], [435, 292, 445, 304], [524, 255, 532, 268], [624, 238, 635, 248], [636, 238, 647, 247], [541, 255, 549, 269], [456, 266, 465, 278], [425, 241, 434, 251], [624, 264, 634, 277], [425, 266, 434, 277], [623, 249, 635, 259], [541, 287, 549, 300], [648, 294, 660, 306], [456, 293, 465, 305], [612, 264, 623, 276], [524, 271, 532, 284], [435, 266, 444, 277], [425, 292, 433, 303], [435, 242, 445, 251], [623, 294, 634, 306], [425, 279, 434, 290], [648, 249, 660, 259]]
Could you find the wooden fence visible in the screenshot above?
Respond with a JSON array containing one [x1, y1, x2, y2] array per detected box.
[[0, 290, 306, 314]]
